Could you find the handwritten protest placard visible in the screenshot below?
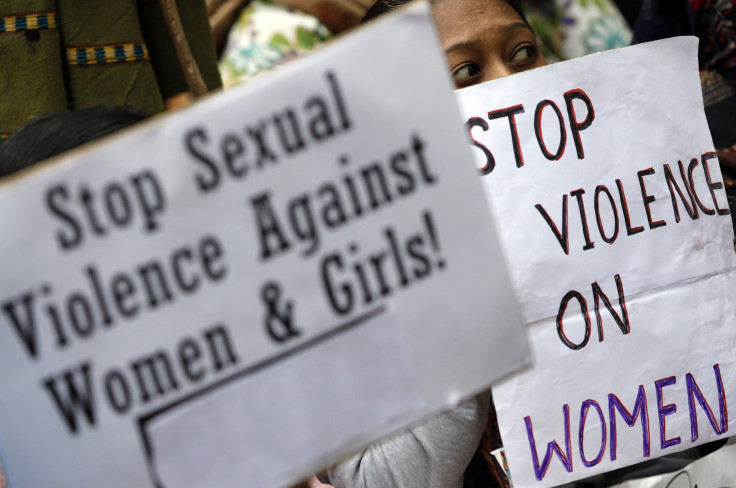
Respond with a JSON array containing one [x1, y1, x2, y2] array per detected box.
[[455, 37, 736, 487], [0, 5, 528, 487]]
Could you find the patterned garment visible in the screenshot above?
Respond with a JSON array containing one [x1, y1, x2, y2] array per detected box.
[[218, 0, 331, 88], [634, 0, 736, 238], [520, 0, 633, 63], [0, 0, 222, 142]]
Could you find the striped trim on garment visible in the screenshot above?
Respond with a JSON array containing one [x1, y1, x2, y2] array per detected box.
[[0, 11, 57, 33], [66, 42, 150, 66]]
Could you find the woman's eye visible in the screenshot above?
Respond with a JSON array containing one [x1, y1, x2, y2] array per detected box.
[[452, 62, 481, 83], [510, 45, 538, 64]]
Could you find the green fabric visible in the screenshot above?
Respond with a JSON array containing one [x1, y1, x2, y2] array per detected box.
[[0, 0, 65, 135], [0, 0, 222, 141], [0, 0, 54, 15], [67, 63, 165, 112], [56, 0, 165, 114], [56, 0, 145, 45], [0, 27, 67, 135]]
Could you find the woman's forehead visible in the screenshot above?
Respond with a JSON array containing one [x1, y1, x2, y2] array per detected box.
[[432, 0, 528, 42]]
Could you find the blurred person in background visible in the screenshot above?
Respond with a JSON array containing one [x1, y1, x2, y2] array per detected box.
[[519, 0, 632, 63], [0, 0, 220, 143], [208, 0, 371, 87]]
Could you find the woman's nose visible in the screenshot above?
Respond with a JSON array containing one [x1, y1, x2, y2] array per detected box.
[[485, 60, 515, 82]]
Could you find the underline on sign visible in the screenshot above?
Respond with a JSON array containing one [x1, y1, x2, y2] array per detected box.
[[135, 304, 388, 469]]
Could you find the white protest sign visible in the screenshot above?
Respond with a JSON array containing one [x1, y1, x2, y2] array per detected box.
[[455, 37, 736, 487], [0, 5, 528, 487]]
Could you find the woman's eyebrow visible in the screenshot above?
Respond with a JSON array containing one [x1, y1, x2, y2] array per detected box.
[[499, 21, 533, 36], [445, 40, 480, 55], [444, 22, 533, 55]]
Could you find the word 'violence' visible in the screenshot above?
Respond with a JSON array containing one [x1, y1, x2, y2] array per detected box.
[[536, 152, 730, 255], [2, 234, 227, 360]]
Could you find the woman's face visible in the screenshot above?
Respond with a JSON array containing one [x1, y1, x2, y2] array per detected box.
[[432, 0, 546, 89]]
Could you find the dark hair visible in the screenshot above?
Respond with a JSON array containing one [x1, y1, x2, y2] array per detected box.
[[362, 0, 528, 24], [0, 106, 147, 179]]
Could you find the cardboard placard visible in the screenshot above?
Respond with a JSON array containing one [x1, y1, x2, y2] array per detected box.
[[0, 5, 527, 487], [455, 37, 736, 487]]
